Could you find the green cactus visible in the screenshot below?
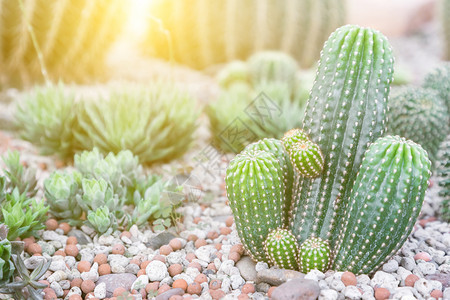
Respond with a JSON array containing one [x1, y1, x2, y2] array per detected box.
[[422, 63, 450, 116], [225, 149, 287, 261], [75, 84, 199, 165], [248, 51, 298, 89], [437, 137, 450, 222], [281, 128, 310, 153], [298, 237, 330, 273], [216, 61, 250, 89], [289, 139, 324, 178], [44, 171, 83, 221], [0, 0, 128, 88], [442, 0, 450, 60], [386, 87, 449, 165], [333, 136, 431, 274], [263, 228, 299, 270], [290, 25, 394, 245], [143, 0, 346, 69]]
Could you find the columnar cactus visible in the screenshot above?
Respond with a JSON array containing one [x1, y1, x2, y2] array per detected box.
[[143, 0, 346, 69], [290, 25, 394, 245], [298, 237, 330, 273], [225, 149, 286, 261], [386, 87, 449, 165], [333, 136, 431, 274], [263, 228, 299, 270]]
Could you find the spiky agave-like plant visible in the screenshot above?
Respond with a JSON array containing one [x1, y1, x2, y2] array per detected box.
[[0, 0, 128, 87], [142, 0, 345, 69], [298, 237, 330, 273], [263, 228, 299, 270], [15, 84, 78, 160], [75, 84, 199, 165], [386, 87, 449, 165], [333, 136, 431, 274]]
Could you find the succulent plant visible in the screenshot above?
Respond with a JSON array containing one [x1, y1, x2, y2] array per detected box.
[[333, 136, 431, 274], [442, 0, 450, 60], [0, 226, 14, 285], [298, 237, 330, 273], [77, 178, 123, 217], [75, 84, 199, 165], [86, 206, 118, 235], [216, 61, 250, 89], [386, 87, 449, 165], [0, 0, 128, 87], [1, 151, 38, 198], [0, 252, 50, 300], [44, 171, 83, 221], [225, 149, 287, 261], [281, 129, 310, 153], [247, 51, 298, 89], [15, 84, 78, 160], [263, 228, 299, 270], [0, 189, 48, 241], [422, 63, 450, 116], [142, 0, 346, 69], [437, 137, 450, 222], [288, 139, 324, 178]]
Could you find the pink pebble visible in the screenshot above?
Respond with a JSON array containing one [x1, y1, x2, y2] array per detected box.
[[414, 252, 431, 262]]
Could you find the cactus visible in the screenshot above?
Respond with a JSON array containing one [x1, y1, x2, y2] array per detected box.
[[143, 0, 346, 69], [290, 25, 394, 245], [216, 61, 250, 89], [225, 149, 287, 261], [333, 136, 431, 274], [263, 228, 299, 270], [248, 51, 298, 89], [15, 84, 78, 160], [75, 84, 199, 165], [442, 0, 450, 60], [422, 63, 450, 116], [437, 137, 450, 222], [0, 0, 128, 87], [298, 237, 330, 273], [386, 87, 449, 165], [281, 128, 310, 153], [289, 139, 324, 178]]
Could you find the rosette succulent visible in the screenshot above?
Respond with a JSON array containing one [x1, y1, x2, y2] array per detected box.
[[1, 151, 37, 197], [86, 206, 117, 235], [77, 178, 123, 216], [0, 225, 13, 285]]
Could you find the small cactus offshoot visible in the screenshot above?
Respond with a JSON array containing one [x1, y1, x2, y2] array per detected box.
[[289, 140, 324, 178], [281, 128, 310, 153], [298, 237, 330, 273], [263, 228, 299, 270]]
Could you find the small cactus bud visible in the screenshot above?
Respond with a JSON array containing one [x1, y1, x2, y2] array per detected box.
[[281, 128, 309, 153], [289, 140, 324, 178], [263, 228, 299, 270], [298, 237, 330, 273]]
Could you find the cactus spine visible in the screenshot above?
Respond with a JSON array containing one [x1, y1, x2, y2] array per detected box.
[[298, 237, 330, 273], [290, 25, 394, 245], [143, 0, 346, 69], [225, 149, 287, 261], [263, 228, 299, 270], [386, 87, 449, 165], [333, 136, 431, 274]]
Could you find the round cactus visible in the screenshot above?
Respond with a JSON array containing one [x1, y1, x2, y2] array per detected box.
[[264, 228, 299, 270], [422, 63, 450, 116], [298, 237, 330, 273], [386, 87, 449, 165], [289, 140, 324, 178], [281, 128, 310, 153]]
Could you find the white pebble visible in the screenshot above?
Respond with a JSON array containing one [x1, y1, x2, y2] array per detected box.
[[146, 260, 168, 281], [94, 282, 106, 299]]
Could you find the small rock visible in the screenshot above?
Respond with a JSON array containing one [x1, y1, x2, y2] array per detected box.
[[68, 229, 93, 245], [426, 273, 450, 288], [257, 268, 304, 286], [131, 275, 149, 291], [125, 263, 140, 275], [255, 261, 269, 272], [146, 231, 177, 250], [96, 273, 137, 298], [50, 281, 63, 297], [146, 260, 169, 281], [81, 262, 99, 282], [417, 262, 436, 275], [414, 278, 433, 296], [271, 278, 320, 300], [382, 260, 399, 273], [42, 230, 68, 244], [400, 257, 416, 271], [343, 286, 361, 300], [305, 270, 325, 282], [256, 282, 271, 293], [195, 245, 217, 263], [155, 288, 184, 300], [371, 271, 399, 289], [319, 289, 338, 300], [230, 274, 245, 289], [80, 225, 96, 236], [330, 279, 345, 292], [236, 256, 257, 281], [24, 256, 47, 270], [94, 282, 106, 299]]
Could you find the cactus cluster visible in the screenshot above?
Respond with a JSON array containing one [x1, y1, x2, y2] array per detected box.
[[225, 25, 432, 275], [142, 0, 345, 69], [386, 87, 449, 165], [15, 83, 199, 165], [0, 0, 128, 88], [207, 51, 311, 153]]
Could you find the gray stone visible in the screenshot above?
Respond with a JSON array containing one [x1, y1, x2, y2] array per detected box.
[[426, 273, 450, 288], [50, 281, 63, 297], [146, 231, 177, 250], [271, 278, 320, 300], [329, 279, 345, 292], [166, 251, 186, 265], [236, 256, 257, 281], [125, 263, 140, 275], [37, 241, 55, 256], [319, 289, 338, 300], [256, 282, 271, 293], [42, 230, 68, 244], [109, 254, 129, 268], [382, 259, 399, 273], [400, 257, 416, 271], [155, 288, 184, 300], [255, 261, 269, 272], [24, 256, 47, 270], [257, 268, 304, 286], [417, 262, 436, 275], [305, 270, 325, 282], [49, 259, 69, 272], [370, 271, 399, 289], [230, 274, 245, 289], [68, 229, 93, 245], [79, 248, 95, 264], [96, 273, 137, 298]]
